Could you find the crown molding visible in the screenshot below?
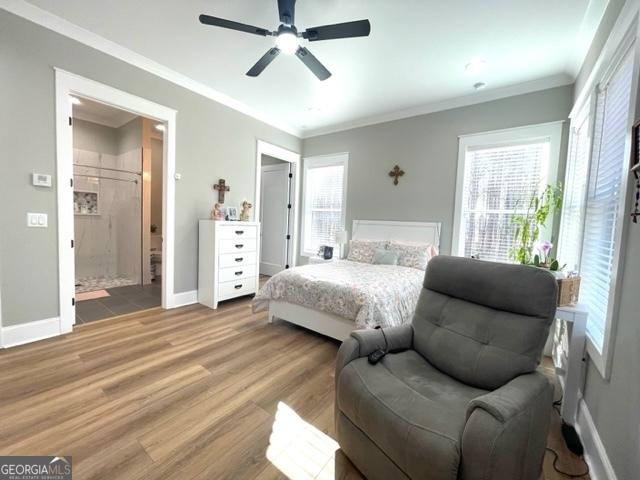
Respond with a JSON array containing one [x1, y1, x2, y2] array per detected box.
[[301, 74, 574, 138], [0, 0, 302, 137]]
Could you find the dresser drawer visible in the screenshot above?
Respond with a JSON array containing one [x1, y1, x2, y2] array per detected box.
[[218, 225, 258, 240], [219, 264, 256, 282], [219, 279, 256, 300], [219, 252, 256, 268], [219, 238, 256, 254]]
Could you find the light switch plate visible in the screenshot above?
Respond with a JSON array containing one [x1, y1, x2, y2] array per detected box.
[[27, 213, 48, 228], [32, 173, 52, 187]]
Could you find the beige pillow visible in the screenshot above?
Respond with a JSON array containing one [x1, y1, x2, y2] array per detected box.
[[347, 240, 389, 263], [388, 241, 438, 270]]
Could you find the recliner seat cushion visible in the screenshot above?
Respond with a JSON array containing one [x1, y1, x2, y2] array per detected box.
[[337, 351, 487, 480]]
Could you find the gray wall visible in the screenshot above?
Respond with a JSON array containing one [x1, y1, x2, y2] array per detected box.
[[574, 1, 640, 478], [72, 119, 119, 155], [116, 117, 143, 154], [261, 154, 287, 166], [0, 11, 300, 326], [151, 137, 163, 231], [301, 85, 573, 263]]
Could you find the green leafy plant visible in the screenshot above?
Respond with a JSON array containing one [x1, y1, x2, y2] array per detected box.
[[509, 184, 563, 265]]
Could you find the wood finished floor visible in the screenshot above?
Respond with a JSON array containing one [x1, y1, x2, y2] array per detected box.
[[0, 298, 589, 480]]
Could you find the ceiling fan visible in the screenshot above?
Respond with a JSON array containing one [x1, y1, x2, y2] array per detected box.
[[199, 0, 371, 81]]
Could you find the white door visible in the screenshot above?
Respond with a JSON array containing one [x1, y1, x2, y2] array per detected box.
[[260, 163, 292, 275]]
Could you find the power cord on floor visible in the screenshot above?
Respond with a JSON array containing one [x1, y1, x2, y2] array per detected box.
[[545, 448, 589, 478], [546, 396, 590, 478]]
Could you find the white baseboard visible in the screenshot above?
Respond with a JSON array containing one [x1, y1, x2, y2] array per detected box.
[[172, 290, 198, 308], [575, 398, 618, 480], [0, 317, 61, 348]]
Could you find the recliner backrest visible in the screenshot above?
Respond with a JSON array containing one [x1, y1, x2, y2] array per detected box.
[[412, 255, 558, 390]]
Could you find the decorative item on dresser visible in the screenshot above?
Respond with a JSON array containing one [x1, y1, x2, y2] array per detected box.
[[213, 178, 230, 202], [198, 220, 260, 309], [239, 200, 252, 221]]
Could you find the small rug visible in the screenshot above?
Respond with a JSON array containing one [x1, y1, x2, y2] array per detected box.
[[76, 289, 110, 302]]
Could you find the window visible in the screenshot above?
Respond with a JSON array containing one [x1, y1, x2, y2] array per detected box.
[[558, 42, 635, 370], [452, 123, 563, 263], [301, 154, 348, 256]]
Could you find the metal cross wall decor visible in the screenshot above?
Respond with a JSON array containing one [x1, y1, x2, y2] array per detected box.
[[388, 165, 405, 185], [214, 178, 230, 203]]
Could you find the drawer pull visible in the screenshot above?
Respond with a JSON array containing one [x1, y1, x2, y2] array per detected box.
[[235, 271, 243, 276], [235, 244, 244, 249], [235, 257, 243, 262], [235, 230, 244, 235], [234, 284, 243, 289]]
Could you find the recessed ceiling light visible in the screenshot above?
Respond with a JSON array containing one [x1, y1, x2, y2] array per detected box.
[[70, 96, 82, 106], [473, 82, 487, 91], [465, 59, 487, 75], [155, 124, 165, 132]]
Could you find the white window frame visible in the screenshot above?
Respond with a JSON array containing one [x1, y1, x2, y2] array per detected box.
[[452, 122, 564, 259], [300, 153, 349, 257], [564, 9, 640, 378]]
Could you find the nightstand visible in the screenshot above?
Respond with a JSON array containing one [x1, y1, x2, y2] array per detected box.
[[308, 256, 337, 264]]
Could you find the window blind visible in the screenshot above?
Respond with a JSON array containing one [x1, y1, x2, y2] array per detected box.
[[557, 109, 591, 273], [577, 48, 634, 349], [460, 141, 550, 262], [303, 163, 345, 255]]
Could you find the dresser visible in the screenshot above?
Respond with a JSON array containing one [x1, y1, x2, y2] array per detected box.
[[198, 220, 260, 309]]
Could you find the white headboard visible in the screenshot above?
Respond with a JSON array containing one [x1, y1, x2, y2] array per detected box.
[[352, 220, 441, 248]]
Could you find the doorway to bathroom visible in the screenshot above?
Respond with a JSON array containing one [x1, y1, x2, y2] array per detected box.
[[71, 97, 164, 324]]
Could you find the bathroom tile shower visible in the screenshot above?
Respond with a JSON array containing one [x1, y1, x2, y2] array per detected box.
[[74, 148, 142, 293]]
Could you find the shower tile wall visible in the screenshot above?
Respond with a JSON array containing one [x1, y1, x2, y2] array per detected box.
[[74, 148, 142, 288]]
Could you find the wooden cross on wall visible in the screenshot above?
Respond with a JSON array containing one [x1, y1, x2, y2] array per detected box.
[[388, 165, 405, 185], [213, 178, 230, 203]]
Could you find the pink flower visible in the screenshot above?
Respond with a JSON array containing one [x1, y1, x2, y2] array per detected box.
[[535, 240, 553, 255]]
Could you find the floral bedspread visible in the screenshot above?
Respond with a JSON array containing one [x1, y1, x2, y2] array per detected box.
[[252, 260, 425, 329]]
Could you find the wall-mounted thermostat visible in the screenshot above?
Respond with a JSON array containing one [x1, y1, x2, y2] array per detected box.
[[32, 173, 52, 187]]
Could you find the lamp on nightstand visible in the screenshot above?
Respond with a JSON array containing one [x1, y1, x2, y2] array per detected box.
[[335, 230, 349, 259]]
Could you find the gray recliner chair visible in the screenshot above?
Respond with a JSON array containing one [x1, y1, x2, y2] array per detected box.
[[335, 255, 558, 480]]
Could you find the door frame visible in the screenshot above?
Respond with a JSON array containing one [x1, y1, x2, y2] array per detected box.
[[254, 140, 301, 270], [55, 68, 178, 334]]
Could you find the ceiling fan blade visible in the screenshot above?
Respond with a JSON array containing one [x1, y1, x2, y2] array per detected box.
[[295, 47, 331, 81], [246, 48, 281, 77], [278, 0, 296, 25], [199, 14, 271, 37], [303, 19, 371, 41]]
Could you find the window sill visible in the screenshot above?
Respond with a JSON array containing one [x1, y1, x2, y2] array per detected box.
[[585, 334, 609, 380]]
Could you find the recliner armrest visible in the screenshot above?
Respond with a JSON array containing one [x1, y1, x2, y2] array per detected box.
[[466, 371, 552, 423], [335, 324, 413, 384], [460, 371, 553, 480]]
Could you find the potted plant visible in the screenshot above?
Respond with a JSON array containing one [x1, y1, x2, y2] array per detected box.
[[509, 184, 563, 266]]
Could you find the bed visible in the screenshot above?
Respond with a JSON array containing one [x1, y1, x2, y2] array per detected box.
[[253, 220, 441, 340]]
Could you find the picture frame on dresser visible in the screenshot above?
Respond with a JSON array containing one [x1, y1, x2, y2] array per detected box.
[[198, 220, 260, 309]]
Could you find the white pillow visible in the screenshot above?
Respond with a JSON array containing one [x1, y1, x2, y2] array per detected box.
[[347, 239, 389, 263], [388, 241, 438, 270]]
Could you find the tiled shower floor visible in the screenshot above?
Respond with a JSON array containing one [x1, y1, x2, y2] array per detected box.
[[75, 282, 161, 324], [75, 275, 139, 294]]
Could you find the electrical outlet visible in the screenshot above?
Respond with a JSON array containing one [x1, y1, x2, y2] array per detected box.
[[27, 213, 48, 228]]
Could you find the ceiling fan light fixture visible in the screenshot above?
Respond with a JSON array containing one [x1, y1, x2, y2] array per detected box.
[[275, 31, 299, 54]]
